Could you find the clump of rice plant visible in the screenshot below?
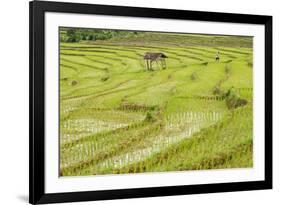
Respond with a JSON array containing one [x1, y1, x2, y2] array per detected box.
[[213, 85, 222, 95], [202, 62, 208, 66], [190, 72, 198, 81], [225, 87, 247, 109], [247, 61, 253, 67], [101, 75, 110, 82], [225, 64, 231, 74], [170, 87, 177, 95], [144, 111, 156, 122], [71, 80, 78, 86]]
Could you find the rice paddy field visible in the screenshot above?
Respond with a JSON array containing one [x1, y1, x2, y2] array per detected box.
[[59, 28, 253, 177]]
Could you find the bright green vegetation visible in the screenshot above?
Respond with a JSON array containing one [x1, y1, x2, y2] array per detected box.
[[59, 28, 253, 176]]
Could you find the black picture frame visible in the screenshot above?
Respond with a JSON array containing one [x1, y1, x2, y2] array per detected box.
[[29, 0, 272, 204]]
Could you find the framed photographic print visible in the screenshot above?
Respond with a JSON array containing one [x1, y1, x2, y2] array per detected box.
[[29, 0, 272, 204]]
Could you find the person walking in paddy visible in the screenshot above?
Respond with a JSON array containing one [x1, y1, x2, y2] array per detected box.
[[215, 51, 220, 62]]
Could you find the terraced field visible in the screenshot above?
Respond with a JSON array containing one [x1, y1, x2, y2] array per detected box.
[[59, 30, 253, 176]]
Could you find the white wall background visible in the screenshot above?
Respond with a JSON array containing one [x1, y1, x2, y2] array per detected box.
[[0, 0, 279, 204]]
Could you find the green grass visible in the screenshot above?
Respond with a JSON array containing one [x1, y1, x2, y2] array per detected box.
[[59, 29, 253, 176]]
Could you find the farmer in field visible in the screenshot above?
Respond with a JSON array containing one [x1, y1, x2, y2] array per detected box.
[[215, 51, 220, 62]]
